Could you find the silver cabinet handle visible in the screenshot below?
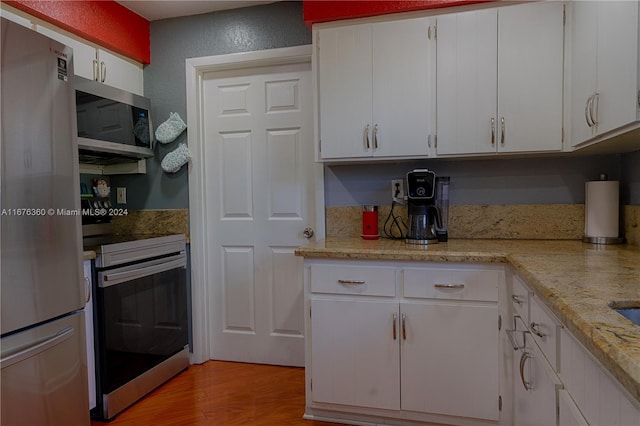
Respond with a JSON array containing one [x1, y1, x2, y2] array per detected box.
[[505, 328, 522, 351], [93, 59, 99, 81], [512, 294, 525, 305], [530, 322, 547, 338], [591, 92, 599, 126], [1, 326, 73, 369], [519, 351, 533, 390], [500, 117, 505, 146], [392, 313, 397, 340], [100, 61, 106, 82], [337, 279, 365, 285], [434, 284, 464, 289], [491, 117, 496, 146], [364, 124, 370, 149], [401, 313, 407, 340], [505, 315, 528, 350], [585, 94, 594, 127], [373, 124, 379, 149]]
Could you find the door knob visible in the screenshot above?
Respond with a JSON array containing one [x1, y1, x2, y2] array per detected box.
[[303, 227, 315, 239]]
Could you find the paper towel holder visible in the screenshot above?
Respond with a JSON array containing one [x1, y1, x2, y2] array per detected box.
[[582, 174, 625, 245]]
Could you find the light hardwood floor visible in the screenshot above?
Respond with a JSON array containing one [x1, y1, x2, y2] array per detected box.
[[90, 361, 336, 426]]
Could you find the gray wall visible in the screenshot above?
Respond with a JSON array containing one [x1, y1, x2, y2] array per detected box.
[[114, 1, 640, 210], [111, 1, 311, 209], [325, 153, 636, 207]]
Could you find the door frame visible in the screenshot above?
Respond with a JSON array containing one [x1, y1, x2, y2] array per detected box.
[[186, 45, 324, 364]]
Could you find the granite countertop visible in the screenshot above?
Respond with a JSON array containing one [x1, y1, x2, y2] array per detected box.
[[295, 238, 640, 403]]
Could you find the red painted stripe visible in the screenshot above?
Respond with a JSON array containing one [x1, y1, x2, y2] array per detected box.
[[303, 0, 496, 26], [4, 0, 150, 64]]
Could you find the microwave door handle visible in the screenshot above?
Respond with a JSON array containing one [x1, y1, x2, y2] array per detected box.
[[100, 256, 186, 287]]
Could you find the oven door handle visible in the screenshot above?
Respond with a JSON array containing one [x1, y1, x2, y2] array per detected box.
[[100, 254, 186, 287]]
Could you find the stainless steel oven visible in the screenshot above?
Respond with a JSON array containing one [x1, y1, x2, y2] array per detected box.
[[89, 234, 189, 421]]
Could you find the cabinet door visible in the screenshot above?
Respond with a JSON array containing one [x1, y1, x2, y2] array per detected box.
[[372, 17, 434, 157], [98, 48, 144, 96], [35, 24, 97, 82], [513, 342, 561, 426], [400, 301, 499, 421], [570, 1, 598, 146], [595, 1, 639, 136], [497, 2, 564, 153], [436, 9, 498, 155], [317, 24, 373, 159], [558, 390, 589, 426], [310, 298, 400, 410]]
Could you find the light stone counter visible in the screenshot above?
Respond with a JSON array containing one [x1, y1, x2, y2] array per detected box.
[[295, 238, 640, 403], [83, 250, 96, 261]]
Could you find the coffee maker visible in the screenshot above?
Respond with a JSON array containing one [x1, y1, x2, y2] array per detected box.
[[406, 169, 442, 244]]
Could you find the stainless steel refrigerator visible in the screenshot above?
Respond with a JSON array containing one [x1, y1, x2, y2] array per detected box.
[[1, 17, 90, 426]]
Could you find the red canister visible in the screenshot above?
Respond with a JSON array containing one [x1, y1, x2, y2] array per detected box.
[[362, 205, 379, 240]]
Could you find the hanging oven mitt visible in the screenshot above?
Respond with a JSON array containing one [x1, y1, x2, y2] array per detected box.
[[155, 112, 186, 144], [161, 143, 191, 173]]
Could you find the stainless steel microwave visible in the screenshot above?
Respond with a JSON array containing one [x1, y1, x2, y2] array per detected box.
[[75, 76, 154, 160]]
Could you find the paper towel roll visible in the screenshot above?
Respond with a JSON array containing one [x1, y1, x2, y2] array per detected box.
[[584, 180, 619, 238]]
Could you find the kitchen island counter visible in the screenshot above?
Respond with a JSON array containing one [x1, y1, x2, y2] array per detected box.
[[296, 238, 640, 403]]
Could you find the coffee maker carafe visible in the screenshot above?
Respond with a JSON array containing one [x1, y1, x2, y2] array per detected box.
[[406, 169, 442, 244]]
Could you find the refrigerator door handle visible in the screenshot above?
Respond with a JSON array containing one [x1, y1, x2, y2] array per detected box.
[[1, 326, 73, 369]]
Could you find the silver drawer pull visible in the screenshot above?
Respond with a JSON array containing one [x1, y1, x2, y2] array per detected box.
[[337, 279, 365, 285], [434, 284, 464, 289], [530, 322, 547, 338], [512, 294, 525, 305]]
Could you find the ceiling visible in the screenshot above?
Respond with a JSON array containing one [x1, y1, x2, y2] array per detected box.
[[116, 1, 279, 21]]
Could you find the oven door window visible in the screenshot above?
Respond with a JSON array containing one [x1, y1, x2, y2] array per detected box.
[[97, 256, 187, 394]]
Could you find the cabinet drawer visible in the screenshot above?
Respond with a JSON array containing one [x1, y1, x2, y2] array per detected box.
[[403, 267, 499, 301], [512, 274, 531, 324], [530, 294, 561, 371], [310, 264, 396, 296]]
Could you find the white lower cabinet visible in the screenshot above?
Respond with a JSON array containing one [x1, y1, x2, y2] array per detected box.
[[305, 260, 505, 425], [510, 271, 640, 426], [311, 298, 400, 410], [558, 389, 589, 426], [510, 274, 563, 426], [400, 301, 499, 420], [559, 327, 640, 426], [513, 339, 562, 426]]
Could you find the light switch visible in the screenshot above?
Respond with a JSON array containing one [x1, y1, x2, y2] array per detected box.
[[117, 187, 127, 204]]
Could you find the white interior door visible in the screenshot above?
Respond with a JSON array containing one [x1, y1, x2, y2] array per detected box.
[[200, 61, 314, 366]]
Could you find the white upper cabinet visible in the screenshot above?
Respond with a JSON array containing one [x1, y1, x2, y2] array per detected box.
[[317, 17, 435, 160], [36, 24, 144, 96], [1, 3, 144, 95], [570, 1, 639, 148], [317, 23, 373, 159], [437, 2, 565, 155], [436, 9, 498, 155]]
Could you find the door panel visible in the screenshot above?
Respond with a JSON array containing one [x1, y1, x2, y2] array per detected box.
[[497, 2, 564, 153], [203, 62, 313, 366], [311, 298, 400, 410], [401, 301, 499, 421], [436, 9, 498, 155]]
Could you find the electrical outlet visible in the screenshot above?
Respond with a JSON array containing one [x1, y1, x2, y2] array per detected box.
[[116, 187, 127, 204], [391, 179, 404, 202]]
